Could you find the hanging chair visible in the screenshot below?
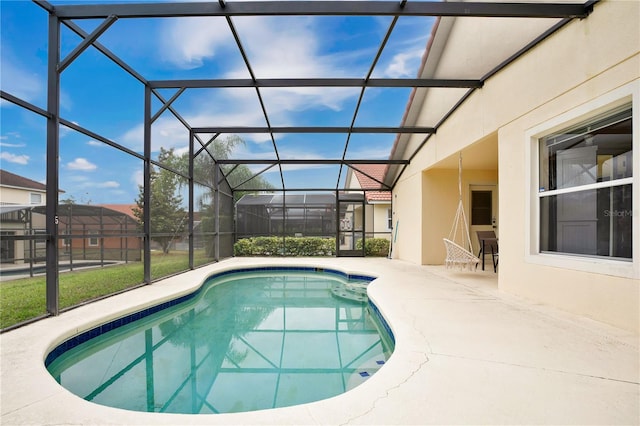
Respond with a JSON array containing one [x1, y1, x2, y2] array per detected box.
[[443, 154, 480, 271]]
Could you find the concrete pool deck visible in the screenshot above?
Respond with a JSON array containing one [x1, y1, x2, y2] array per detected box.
[[1, 257, 638, 425]]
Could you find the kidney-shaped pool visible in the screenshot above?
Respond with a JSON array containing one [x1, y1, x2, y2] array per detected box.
[[45, 267, 394, 414]]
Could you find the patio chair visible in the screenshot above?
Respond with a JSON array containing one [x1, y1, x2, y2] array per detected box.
[[443, 238, 480, 271], [476, 230, 498, 272], [443, 154, 480, 271]]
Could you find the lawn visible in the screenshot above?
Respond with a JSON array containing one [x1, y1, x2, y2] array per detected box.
[[0, 251, 210, 330]]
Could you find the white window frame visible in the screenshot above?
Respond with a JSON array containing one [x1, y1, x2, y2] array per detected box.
[[524, 81, 639, 279], [29, 192, 42, 205], [88, 232, 99, 247]]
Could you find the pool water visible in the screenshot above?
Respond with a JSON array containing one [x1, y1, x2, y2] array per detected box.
[[46, 269, 394, 414]]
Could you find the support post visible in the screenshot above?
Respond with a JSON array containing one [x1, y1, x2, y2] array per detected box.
[[188, 130, 194, 269], [143, 85, 152, 283], [46, 12, 60, 316], [335, 190, 339, 256], [214, 164, 220, 262]]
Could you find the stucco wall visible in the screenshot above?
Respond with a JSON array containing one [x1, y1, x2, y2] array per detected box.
[[421, 168, 498, 265], [392, 0, 640, 332], [391, 173, 422, 263], [496, 1, 639, 332], [0, 187, 43, 205], [372, 204, 391, 236]]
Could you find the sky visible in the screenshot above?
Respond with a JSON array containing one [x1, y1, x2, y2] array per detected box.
[[0, 0, 435, 205]]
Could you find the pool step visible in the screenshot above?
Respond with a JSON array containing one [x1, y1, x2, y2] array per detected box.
[[330, 282, 368, 303]]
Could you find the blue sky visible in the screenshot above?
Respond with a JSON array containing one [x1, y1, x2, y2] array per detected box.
[[1, 0, 434, 204]]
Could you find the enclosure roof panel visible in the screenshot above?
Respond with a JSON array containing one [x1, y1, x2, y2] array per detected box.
[[0, 1, 595, 201], [50, 2, 590, 20], [236, 192, 337, 206], [386, 1, 594, 186]]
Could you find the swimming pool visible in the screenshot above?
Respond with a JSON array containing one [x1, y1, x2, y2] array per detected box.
[[45, 267, 394, 414]]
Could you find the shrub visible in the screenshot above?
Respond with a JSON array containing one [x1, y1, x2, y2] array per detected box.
[[234, 237, 335, 257], [233, 238, 254, 256], [234, 237, 389, 257], [356, 238, 390, 257], [253, 236, 282, 255]]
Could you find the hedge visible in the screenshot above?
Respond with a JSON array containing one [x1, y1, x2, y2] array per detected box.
[[234, 237, 335, 256], [356, 238, 390, 256], [234, 236, 390, 257]]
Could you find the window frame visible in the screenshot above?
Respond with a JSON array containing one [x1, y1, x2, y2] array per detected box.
[[88, 232, 100, 247], [524, 82, 639, 279], [29, 192, 42, 205]]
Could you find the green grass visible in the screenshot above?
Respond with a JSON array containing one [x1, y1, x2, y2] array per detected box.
[[0, 251, 213, 330]]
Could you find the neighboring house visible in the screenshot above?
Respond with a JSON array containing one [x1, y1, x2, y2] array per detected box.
[[386, 1, 639, 332], [344, 165, 392, 241], [0, 169, 47, 206], [57, 204, 141, 262], [0, 170, 48, 264], [0, 170, 141, 264]]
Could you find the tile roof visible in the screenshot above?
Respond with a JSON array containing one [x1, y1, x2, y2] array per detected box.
[[352, 165, 391, 203], [99, 204, 138, 219], [0, 169, 46, 191], [365, 191, 391, 202]]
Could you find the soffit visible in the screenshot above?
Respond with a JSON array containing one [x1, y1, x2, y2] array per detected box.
[[386, 0, 589, 186]]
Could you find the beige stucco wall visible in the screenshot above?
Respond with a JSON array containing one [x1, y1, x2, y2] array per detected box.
[[0, 186, 44, 205], [392, 0, 640, 332], [421, 168, 498, 265], [371, 204, 391, 237], [391, 172, 422, 263]]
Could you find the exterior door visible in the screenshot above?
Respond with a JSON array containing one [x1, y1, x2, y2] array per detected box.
[[469, 185, 498, 257], [337, 198, 365, 257]]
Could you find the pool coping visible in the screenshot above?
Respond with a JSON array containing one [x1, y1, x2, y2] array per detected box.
[[2, 257, 638, 425]]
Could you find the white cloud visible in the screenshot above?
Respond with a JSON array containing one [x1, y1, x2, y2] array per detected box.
[[0, 142, 26, 148], [59, 89, 74, 112], [383, 48, 424, 78], [0, 60, 43, 105], [0, 151, 30, 165], [67, 158, 97, 171], [267, 162, 332, 173], [119, 14, 415, 159], [86, 140, 102, 147], [59, 122, 80, 138], [161, 17, 231, 69], [119, 125, 144, 151], [146, 16, 363, 144], [132, 170, 144, 187], [345, 145, 393, 160], [97, 181, 120, 188], [120, 116, 190, 152]]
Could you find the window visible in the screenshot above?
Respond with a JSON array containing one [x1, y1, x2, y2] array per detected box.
[[471, 191, 492, 225], [387, 208, 393, 230], [88, 232, 99, 247], [30, 193, 42, 205], [538, 105, 632, 259]]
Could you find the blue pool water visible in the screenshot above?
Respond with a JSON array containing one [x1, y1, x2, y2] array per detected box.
[[46, 267, 394, 414]]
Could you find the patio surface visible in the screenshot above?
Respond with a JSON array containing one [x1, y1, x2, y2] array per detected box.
[[1, 257, 638, 425]]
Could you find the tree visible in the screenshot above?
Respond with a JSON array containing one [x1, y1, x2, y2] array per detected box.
[[133, 148, 186, 254], [136, 137, 273, 257], [177, 135, 275, 257], [172, 135, 274, 197]]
